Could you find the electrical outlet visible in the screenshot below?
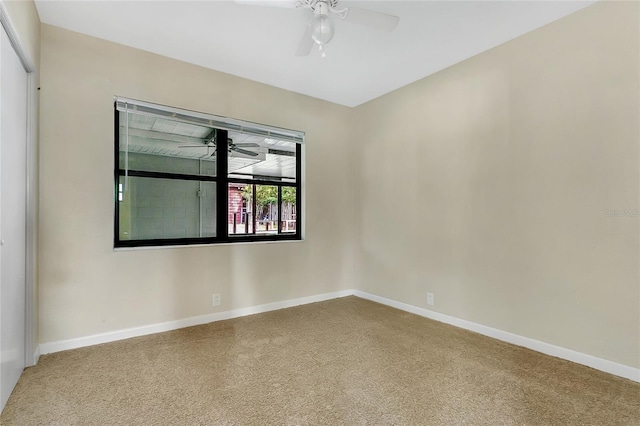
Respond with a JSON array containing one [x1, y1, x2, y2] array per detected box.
[[427, 292, 434, 306], [212, 293, 221, 307]]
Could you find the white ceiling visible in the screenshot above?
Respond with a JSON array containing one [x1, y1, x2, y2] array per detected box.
[[35, 0, 596, 107]]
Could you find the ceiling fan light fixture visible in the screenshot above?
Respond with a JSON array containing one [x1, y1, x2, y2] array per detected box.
[[287, 0, 400, 57], [310, 14, 335, 45]]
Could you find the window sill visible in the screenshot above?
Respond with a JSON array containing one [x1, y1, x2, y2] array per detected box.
[[113, 237, 304, 252]]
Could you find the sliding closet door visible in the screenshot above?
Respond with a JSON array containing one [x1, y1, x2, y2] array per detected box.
[[0, 23, 28, 411]]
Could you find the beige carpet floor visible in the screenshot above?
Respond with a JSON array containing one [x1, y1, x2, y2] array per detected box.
[[1, 296, 638, 425]]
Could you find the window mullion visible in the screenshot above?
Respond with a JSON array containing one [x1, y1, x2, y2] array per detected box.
[[296, 143, 302, 239], [114, 107, 120, 247], [277, 186, 282, 234], [252, 183, 257, 235], [216, 130, 229, 241]]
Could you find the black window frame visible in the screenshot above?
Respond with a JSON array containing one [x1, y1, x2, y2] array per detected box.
[[114, 104, 302, 248]]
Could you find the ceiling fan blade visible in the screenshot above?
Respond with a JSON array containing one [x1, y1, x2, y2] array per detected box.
[[234, 0, 297, 8], [232, 147, 260, 157], [343, 7, 399, 32], [233, 143, 260, 148], [295, 23, 314, 57]]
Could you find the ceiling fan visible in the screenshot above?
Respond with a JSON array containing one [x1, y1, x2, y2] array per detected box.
[[237, 0, 400, 57], [179, 137, 260, 157]]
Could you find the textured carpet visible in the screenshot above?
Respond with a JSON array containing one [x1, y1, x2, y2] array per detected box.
[[1, 296, 638, 425]]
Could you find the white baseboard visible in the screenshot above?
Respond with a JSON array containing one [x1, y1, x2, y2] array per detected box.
[[37, 288, 639, 383], [32, 345, 40, 367], [353, 290, 640, 383], [39, 289, 354, 355]]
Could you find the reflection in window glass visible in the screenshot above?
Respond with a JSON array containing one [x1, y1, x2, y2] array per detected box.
[[119, 176, 216, 240], [227, 134, 296, 181], [118, 111, 217, 177]]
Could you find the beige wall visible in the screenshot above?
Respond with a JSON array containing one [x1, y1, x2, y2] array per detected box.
[[1, 0, 40, 353], [38, 25, 355, 344], [353, 1, 639, 369], [39, 1, 639, 371]]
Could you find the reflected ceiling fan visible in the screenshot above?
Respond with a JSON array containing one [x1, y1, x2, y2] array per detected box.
[[179, 136, 260, 157], [236, 0, 400, 57]]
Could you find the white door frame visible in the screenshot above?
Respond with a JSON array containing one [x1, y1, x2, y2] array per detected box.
[[0, 2, 38, 367]]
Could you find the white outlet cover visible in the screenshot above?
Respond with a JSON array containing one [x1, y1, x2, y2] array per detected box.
[[213, 293, 221, 306], [427, 293, 434, 306]]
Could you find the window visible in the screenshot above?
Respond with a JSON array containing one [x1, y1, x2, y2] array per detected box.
[[114, 98, 303, 248]]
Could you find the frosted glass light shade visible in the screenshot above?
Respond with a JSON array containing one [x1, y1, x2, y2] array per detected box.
[[311, 15, 335, 45]]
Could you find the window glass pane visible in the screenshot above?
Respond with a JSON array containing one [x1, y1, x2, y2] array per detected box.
[[255, 185, 278, 235], [281, 187, 297, 234], [228, 183, 281, 236], [228, 183, 254, 235], [119, 111, 217, 176], [118, 176, 216, 240], [226, 133, 296, 182], [116, 100, 302, 247]]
